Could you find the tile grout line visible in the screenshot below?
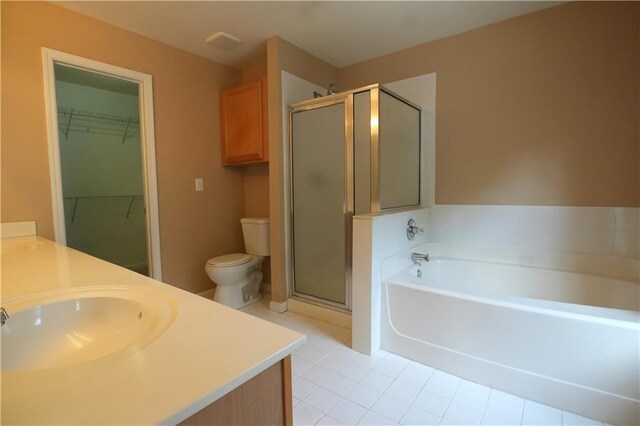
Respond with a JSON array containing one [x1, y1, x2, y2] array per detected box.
[[372, 361, 419, 424], [438, 379, 463, 425], [477, 388, 494, 426], [396, 363, 439, 424], [335, 350, 392, 424]]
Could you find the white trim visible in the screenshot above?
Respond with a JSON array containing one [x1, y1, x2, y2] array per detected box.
[[287, 297, 352, 329], [269, 299, 288, 313], [41, 48, 163, 281], [0, 221, 37, 238], [42, 53, 66, 245]]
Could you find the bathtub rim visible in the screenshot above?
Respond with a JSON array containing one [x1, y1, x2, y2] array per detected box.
[[387, 272, 640, 329], [422, 255, 640, 285], [408, 241, 640, 283]]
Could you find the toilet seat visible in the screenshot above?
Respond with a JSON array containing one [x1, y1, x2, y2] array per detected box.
[[206, 253, 252, 268]]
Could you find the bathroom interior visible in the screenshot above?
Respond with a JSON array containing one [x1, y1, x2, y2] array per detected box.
[[1, 2, 638, 426]]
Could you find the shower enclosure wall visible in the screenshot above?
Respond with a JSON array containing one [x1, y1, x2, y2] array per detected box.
[[290, 84, 421, 310]]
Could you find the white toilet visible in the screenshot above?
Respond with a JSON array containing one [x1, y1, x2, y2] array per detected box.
[[205, 217, 270, 309]]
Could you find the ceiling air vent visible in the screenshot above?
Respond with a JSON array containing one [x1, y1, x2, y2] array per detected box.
[[205, 32, 242, 49]]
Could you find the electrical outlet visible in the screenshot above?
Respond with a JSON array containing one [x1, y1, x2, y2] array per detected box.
[[195, 178, 204, 192]]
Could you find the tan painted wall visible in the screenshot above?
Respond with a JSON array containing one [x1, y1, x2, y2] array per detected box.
[[339, 2, 640, 207], [237, 54, 271, 284], [239, 58, 270, 222], [267, 37, 340, 303], [240, 54, 268, 85], [276, 38, 340, 91], [242, 165, 270, 218], [242, 162, 271, 285], [1, 2, 245, 293]]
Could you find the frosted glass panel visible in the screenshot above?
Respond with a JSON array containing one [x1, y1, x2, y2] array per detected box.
[[291, 103, 347, 305], [379, 91, 420, 209]]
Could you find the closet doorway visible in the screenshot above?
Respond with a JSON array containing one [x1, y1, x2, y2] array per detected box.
[[42, 49, 162, 279]]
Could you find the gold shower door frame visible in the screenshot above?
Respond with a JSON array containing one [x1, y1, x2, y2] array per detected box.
[[289, 94, 354, 310]]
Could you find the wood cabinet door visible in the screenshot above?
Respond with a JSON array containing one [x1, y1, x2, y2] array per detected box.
[[220, 77, 268, 165], [179, 357, 292, 426]]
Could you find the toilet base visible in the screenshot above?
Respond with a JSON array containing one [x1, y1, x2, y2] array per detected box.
[[214, 285, 263, 309], [212, 264, 263, 309], [206, 255, 265, 309]]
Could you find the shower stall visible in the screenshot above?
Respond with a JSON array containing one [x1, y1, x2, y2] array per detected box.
[[289, 84, 421, 310]]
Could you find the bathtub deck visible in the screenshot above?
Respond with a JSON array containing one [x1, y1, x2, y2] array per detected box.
[[240, 298, 606, 426]]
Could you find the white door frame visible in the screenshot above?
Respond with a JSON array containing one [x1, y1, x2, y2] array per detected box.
[[42, 48, 163, 280]]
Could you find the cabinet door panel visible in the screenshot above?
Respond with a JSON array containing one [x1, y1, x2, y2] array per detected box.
[[220, 78, 268, 165]]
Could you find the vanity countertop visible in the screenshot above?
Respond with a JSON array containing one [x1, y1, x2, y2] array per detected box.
[[1, 236, 305, 425]]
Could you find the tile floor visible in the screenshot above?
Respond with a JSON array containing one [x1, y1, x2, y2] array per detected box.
[[241, 299, 605, 426]]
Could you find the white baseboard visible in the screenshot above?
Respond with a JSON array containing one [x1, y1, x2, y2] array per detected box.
[[269, 299, 288, 313], [198, 289, 215, 300], [1, 221, 37, 238], [288, 298, 351, 329]]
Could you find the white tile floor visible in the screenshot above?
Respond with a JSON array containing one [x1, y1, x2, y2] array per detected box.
[[241, 299, 605, 426]]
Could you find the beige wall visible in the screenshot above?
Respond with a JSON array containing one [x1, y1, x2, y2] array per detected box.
[[276, 38, 341, 91], [237, 53, 271, 284], [1, 2, 246, 293], [242, 164, 270, 218], [267, 37, 340, 303], [238, 56, 270, 221], [240, 52, 268, 85], [242, 162, 271, 285], [5, 1, 636, 305], [339, 1, 640, 207]]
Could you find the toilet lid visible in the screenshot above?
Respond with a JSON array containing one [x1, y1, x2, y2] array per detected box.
[[206, 253, 252, 267]]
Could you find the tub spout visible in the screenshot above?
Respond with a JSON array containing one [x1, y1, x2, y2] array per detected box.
[[411, 252, 430, 263]]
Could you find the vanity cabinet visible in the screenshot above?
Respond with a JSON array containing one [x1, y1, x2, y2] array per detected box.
[[219, 77, 268, 165], [2, 236, 303, 426], [180, 356, 293, 426]]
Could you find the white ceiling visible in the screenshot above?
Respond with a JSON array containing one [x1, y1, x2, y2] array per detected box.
[[56, 1, 561, 70]]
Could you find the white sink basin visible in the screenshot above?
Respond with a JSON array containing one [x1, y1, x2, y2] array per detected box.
[[1, 287, 176, 371]]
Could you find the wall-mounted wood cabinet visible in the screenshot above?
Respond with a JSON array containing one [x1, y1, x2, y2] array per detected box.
[[219, 77, 268, 166]]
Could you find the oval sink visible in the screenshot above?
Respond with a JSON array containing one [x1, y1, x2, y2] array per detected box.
[[1, 287, 176, 371]]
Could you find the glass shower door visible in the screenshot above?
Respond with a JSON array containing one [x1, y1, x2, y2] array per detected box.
[[290, 98, 352, 307]]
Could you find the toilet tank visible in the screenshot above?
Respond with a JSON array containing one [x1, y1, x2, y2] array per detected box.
[[241, 217, 270, 256]]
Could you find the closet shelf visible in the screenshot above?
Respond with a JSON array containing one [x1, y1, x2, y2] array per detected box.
[[58, 107, 140, 143], [64, 195, 144, 223]]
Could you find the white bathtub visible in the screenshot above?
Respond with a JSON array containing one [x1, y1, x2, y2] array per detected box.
[[381, 258, 640, 425]]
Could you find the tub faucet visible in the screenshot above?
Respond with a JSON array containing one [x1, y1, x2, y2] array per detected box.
[[0, 307, 9, 326], [411, 252, 430, 263]]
